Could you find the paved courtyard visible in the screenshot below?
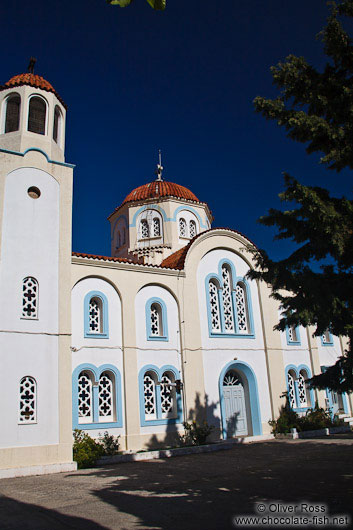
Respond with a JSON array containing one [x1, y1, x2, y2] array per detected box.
[[0, 437, 353, 530]]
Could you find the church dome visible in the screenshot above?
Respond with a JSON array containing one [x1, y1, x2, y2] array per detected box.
[[0, 73, 67, 109], [121, 180, 200, 207]]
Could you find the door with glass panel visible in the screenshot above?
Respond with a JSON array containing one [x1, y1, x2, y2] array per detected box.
[[222, 370, 248, 437]]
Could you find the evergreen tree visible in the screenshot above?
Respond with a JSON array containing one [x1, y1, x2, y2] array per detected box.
[[248, 1, 353, 392]]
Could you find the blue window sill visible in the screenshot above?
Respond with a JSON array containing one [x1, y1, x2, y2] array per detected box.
[[74, 420, 122, 429], [321, 342, 334, 347], [84, 333, 109, 339], [293, 407, 310, 413], [141, 417, 183, 427], [209, 332, 255, 339], [147, 335, 168, 342], [286, 341, 301, 346]]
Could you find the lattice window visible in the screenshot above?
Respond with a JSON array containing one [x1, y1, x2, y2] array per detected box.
[[153, 217, 161, 237], [19, 376, 37, 423], [99, 372, 114, 421], [150, 303, 162, 336], [22, 276, 38, 319], [53, 106, 61, 143], [78, 372, 93, 423], [288, 325, 298, 342], [322, 330, 331, 344], [28, 96, 46, 135], [221, 265, 235, 332], [297, 372, 308, 407], [5, 94, 20, 133], [140, 219, 149, 239], [179, 218, 187, 238], [235, 283, 248, 333], [209, 280, 221, 332], [287, 372, 296, 409], [189, 220, 197, 238], [223, 370, 241, 386], [144, 373, 156, 418], [89, 297, 102, 333], [160, 373, 175, 416]]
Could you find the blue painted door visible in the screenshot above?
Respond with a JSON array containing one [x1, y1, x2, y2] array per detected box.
[[326, 389, 344, 417], [223, 370, 248, 437]]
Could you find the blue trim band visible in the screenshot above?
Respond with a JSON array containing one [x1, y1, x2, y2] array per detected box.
[[0, 147, 75, 168]]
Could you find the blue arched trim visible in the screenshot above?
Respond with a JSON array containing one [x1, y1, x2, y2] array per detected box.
[[138, 364, 183, 426], [111, 214, 129, 239], [285, 324, 301, 345], [171, 205, 207, 229], [219, 361, 262, 439], [205, 260, 255, 339], [72, 363, 123, 429], [84, 291, 109, 338], [130, 205, 168, 227], [320, 331, 334, 346], [145, 297, 169, 341]]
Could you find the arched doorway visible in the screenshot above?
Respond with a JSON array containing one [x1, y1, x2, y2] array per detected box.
[[219, 361, 262, 439]]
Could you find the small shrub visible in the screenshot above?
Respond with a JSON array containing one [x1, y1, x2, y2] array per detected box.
[[182, 420, 214, 446], [73, 429, 105, 469], [269, 404, 299, 434], [297, 406, 333, 431], [98, 431, 120, 455]]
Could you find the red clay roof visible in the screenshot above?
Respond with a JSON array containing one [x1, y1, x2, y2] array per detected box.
[[72, 252, 135, 264], [109, 180, 202, 217], [0, 73, 67, 109]]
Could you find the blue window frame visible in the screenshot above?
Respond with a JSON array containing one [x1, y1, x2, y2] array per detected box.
[[205, 259, 254, 338], [285, 364, 314, 413], [72, 363, 123, 429], [139, 365, 183, 426], [146, 297, 168, 341], [285, 324, 301, 346], [320, 330, 334, 346], [84, 291, 109, 338]]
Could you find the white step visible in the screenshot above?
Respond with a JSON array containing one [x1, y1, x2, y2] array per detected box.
[[338, 413, 349, 419], [343, 417, 353, 424]]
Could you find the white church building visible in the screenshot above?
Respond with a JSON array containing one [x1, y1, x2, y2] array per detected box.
[[0, 71, 351, 478]]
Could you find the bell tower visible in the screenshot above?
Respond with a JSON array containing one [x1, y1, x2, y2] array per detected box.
[[0, 63, 75, 477]]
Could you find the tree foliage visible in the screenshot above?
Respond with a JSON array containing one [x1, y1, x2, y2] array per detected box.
[[248, 1, 353, 392], [107, 0, 166, 10]]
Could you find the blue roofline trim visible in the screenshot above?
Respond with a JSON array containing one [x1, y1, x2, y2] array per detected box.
[[0, 147, 75, 168]]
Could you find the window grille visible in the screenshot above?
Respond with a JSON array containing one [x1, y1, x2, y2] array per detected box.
[[153, 217, 161, 237], [297, 372, 308, 407], [221, 266, 235, 332], [78, 372, 93, 423], [99, 372, 114, 421], [322, 330, 331, 343], [209, 281, 221, 332], [287, 372, 296, 409], [28, 97, 46, 135], [223, 370, 241, 386], [53, 106, 61, 143], [22, 277, 38, 319], [19, 376, 37, 423], [150, 303, 161, 336], [235, 283, 248, 333], [179, 218, 187, 238], [141, 219, 149, 239], [5, 95, 20, 133], [189, 220, 197, 238], [89, 297, 102, 333], [288, 325, 298, 342], [160, 373, 175, 415], [144, 373, 156, 418]]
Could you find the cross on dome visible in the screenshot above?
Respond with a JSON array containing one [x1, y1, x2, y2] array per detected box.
[[155, 149, 163, 181]]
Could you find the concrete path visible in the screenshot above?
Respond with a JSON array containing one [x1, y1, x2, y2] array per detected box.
[[0, 437, 352, 530]]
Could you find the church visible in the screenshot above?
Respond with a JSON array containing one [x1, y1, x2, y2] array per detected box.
[[0, 70, 351, 478]]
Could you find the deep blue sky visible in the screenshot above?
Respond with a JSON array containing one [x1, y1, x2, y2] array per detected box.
[[1, 0, 352, 258]]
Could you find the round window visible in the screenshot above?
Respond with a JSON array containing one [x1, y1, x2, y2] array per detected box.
[[27, 186, 41, 199]]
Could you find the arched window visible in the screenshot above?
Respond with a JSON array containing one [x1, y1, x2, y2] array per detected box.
[[117, 232, 121, 248], [150, 303, 162, 336], [143, 372, 157, 420], [288, 325, 298, 343], [221, 264, 235, 333], [84, 292, 109, 338], [208, 280, 221, 333], [28, 96, 46, 135], [98, 371, 115, 422], [160, 371, 177, 419], [287, 370, 297, 409], [5, 94, 21, 133], [298, 370, 311, 408], [235, 282, 249, 333], [146, 298, 168, 340], [179, 217, 187, 238], [153, 217, 161, 237], [19, 376, 37, 424], [53, 105, 62, 144], [140, 219, 149, 239], [78, 371, 94, 423], [22, 276, 39, 319], [321, 330, 333, 345], [189, 220, 197, 238]]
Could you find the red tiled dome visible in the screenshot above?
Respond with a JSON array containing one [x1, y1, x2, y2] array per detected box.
[[121, 181, 200, 207], [0, 73, 67, 109]]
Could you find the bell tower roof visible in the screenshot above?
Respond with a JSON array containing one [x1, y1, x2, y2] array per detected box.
[[0, 73, 67, 109]]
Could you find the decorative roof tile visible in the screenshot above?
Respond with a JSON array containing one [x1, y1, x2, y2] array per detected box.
[[0, 73, 67, 109]]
